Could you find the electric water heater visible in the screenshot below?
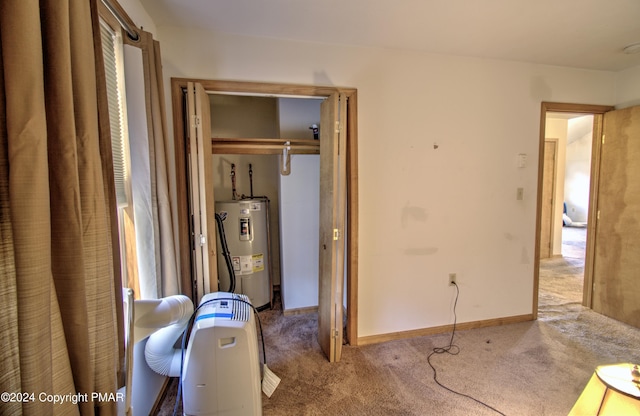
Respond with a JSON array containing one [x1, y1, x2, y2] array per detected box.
[[215, 199, 271, 310]]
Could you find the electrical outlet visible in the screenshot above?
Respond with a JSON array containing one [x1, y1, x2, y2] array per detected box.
[[449, 273, 457, 286]]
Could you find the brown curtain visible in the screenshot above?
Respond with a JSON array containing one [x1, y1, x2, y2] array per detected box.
[[0, 0, 123, 415]]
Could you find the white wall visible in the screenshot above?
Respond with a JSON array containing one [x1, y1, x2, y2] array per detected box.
[[565, 116, 593, 223], [152, 26, 619, 339], [544, 118, 568, 256], [278, 97, 322, 140], [279, 155, 320, 311], [277, 98, 321, 311]]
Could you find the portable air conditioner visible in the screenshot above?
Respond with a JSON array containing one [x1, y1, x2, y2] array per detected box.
[[182, 292, 262, 416]]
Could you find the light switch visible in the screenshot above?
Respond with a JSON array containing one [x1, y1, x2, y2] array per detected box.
[[517, 153, 527, 168]]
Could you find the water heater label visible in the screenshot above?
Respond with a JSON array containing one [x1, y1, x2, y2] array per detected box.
[[252, 254, 264, 272], [238, 255, 253, 274], [239, 202, 251, 215], [250, 202, 261, 211], [232, 256, 241, 272], [239, 217, 251, 241]]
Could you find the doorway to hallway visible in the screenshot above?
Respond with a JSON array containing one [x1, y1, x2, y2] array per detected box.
[[534, 102, 613, 317], [539, 226, 586, 307]]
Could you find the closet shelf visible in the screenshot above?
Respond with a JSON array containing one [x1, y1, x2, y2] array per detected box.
[[211, 137, 319, 155]]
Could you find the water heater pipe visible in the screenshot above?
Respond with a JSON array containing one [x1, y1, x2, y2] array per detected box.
[[231, 163, 237, 200], [249, 163, 254, 198]]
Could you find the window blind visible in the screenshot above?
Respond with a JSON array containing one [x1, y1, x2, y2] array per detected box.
[[100, 20, 128, 206]]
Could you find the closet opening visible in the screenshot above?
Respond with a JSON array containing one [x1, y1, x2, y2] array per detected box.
[[171, 79, 359, 361]]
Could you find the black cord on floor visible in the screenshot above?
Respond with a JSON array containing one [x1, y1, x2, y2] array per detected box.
[[427, 282, 507, 416]]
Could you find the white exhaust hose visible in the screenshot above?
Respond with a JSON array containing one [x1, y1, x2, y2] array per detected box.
[[142, 295, 194, 377]]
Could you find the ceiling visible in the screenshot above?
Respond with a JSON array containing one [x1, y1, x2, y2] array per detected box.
[[139, 0, 640, 71]]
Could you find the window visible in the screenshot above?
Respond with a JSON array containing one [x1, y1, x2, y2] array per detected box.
[[100, 17, 140, 297]]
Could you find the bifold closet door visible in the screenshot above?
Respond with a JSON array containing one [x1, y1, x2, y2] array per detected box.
[[318, 92, 347, 362]]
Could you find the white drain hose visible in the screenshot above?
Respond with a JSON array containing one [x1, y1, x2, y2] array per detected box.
[[139, 295, 193, 377]]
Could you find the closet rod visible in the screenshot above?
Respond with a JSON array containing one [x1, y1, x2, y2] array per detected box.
[[101, 0, 140, 42]]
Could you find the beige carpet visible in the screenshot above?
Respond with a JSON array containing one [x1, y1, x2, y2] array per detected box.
[[158, 227, 640, 415]]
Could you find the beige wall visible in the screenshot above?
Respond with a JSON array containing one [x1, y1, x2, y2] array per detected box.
[[109, 6, 640, 338], [155, 27, 619, 338], [615, 66, 640, 109], [118, 0, 156, 34]]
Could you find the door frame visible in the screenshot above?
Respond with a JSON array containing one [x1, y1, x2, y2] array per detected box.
[[170, 78, 359, 345], [534, 102, 613, 318], [540, 138, 558, 260]]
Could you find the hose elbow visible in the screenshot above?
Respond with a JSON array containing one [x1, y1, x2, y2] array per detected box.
[[143, 295, 193, 377]]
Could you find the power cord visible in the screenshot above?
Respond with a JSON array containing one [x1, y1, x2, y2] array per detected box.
[[173, 295, 267, 416], [427, 282, 506, 416]]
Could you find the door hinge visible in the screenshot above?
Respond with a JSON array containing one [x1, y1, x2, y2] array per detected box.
[[199, 234, 206, 246], [602, 134, 605, 144], [192, 114, 201, 128], [332, 329, 339, 338], [597, 210, 600, 220], [335, 121, 342, 134], [333, 229, 340, 240]]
